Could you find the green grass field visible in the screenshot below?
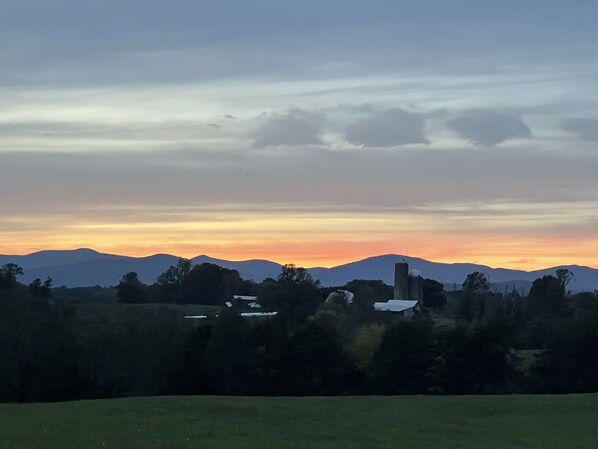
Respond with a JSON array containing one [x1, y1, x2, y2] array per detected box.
[[1, 395, 597, 449]]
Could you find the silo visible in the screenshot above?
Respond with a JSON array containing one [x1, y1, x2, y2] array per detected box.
[[394, 262, 409, 300], [408, 270, 423, 302]]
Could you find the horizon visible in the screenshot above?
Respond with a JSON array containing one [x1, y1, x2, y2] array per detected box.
[[1, 246, 594, 272], [2, 1, 597, 271]]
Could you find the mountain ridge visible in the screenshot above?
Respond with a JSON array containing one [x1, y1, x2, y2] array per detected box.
[[1, 249, 596, 291]]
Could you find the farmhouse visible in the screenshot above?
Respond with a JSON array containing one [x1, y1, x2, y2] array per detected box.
[[374, 261, 423, 317]]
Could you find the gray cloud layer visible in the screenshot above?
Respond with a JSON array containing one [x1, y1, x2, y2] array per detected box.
[[560, 118, 598, 141], [2, 146, 597, 217], [446, 110, 531, 146], [253, 109, 325, 148], [1, 1, 596, 88], [345, 108, 428, 147]]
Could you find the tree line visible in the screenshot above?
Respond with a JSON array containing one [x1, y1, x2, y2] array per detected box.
[[1, 262, 597, 402]]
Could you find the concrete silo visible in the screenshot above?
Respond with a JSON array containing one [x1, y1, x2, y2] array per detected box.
[[394, 261, 409, 300], [408, 269, 423, 302]]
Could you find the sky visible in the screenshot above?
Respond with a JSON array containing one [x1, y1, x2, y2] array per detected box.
[[1, 0, 598, 269]]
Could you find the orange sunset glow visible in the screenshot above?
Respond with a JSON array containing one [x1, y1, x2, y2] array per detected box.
[[3, 204, 598, 270]]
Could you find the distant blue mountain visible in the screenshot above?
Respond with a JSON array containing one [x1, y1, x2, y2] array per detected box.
[[0, 248, 120, 269], [311, 254, 526, 287], [0, 249, 596, 291], [192, 255, 282, 282], [311, 254, 595, 293]]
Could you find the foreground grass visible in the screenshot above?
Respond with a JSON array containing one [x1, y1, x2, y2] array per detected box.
[[1, 395, 597, 449]]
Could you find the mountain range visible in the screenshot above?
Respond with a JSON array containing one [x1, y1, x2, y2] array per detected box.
[[1, 248, 597, 292]]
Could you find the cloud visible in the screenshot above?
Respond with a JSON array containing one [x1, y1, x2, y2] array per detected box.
[[2, 145, 598, 217], [344, 108, 428, 147], [3, 0, 595, 90], [560, 118, 598, 141], [446, 110, 531, 146], [4, 145, 598, 272], [252, 108, 325, 148]]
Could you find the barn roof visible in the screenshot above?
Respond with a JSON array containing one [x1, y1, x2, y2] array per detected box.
[[374, 299, 419, 313]]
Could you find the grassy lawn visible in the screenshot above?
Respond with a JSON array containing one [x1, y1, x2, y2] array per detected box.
[[1, 394, 597, 449]]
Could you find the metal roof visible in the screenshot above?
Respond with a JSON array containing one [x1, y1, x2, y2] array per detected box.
[[374, 299, 419, 313], [240, 312, 278, 317], [233, 295, 259, 301]]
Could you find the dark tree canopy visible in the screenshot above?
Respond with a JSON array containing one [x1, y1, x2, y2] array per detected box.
[[555, 268, 574, 292], [0, 263, 24, 289], [422, 278, 447, 309], [277, 264, 314, 285], [153, 259, 240, 305], [157, 258, 192, 287], [526, 274, 566, 318], [3, 257, 598, 403], [344, 279, 392, 307], [182, 263, 241, 305], [258, 264, 322, 321], [462, 271, 490, 295], [372, 319, 435, 394], [116, 272, 147, 304], [28, 277, 53, 298]]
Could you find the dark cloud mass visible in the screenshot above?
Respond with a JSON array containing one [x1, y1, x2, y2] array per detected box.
[[252, 109, 325, 148], [345, 108, 428, 147], [446, 110, 531, 146], [560, 118, 598, 141]]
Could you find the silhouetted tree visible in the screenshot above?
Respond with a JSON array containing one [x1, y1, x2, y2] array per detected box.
[[457, 272, 491, 321], [345, 279, 392, 307], [258, 265, 322, 321], [371, 319, 435, 394], [555, 268, 574, 293], [0, 293, 80, 402], [28, 277, 52, 298], [205, 312, 255, 394], [351, 323, 386, 372], [116, 272, 147, 303], [280, 318, 354, 395], [422, 278, 447, 309], [435, 311, 517, 394], [530, 298, 598, 393], [176, 325, 214, 394], [526, 274, 566, 319], [463, 271, 490, 295], [276, 264, 312, 284], [182, 263, 241, 305], [156, 258, 192, 303], [0, 263, 23, 290]]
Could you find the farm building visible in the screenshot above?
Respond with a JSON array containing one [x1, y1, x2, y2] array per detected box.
[[232, 294, 262, 309], [374, 261, 423, 317]]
